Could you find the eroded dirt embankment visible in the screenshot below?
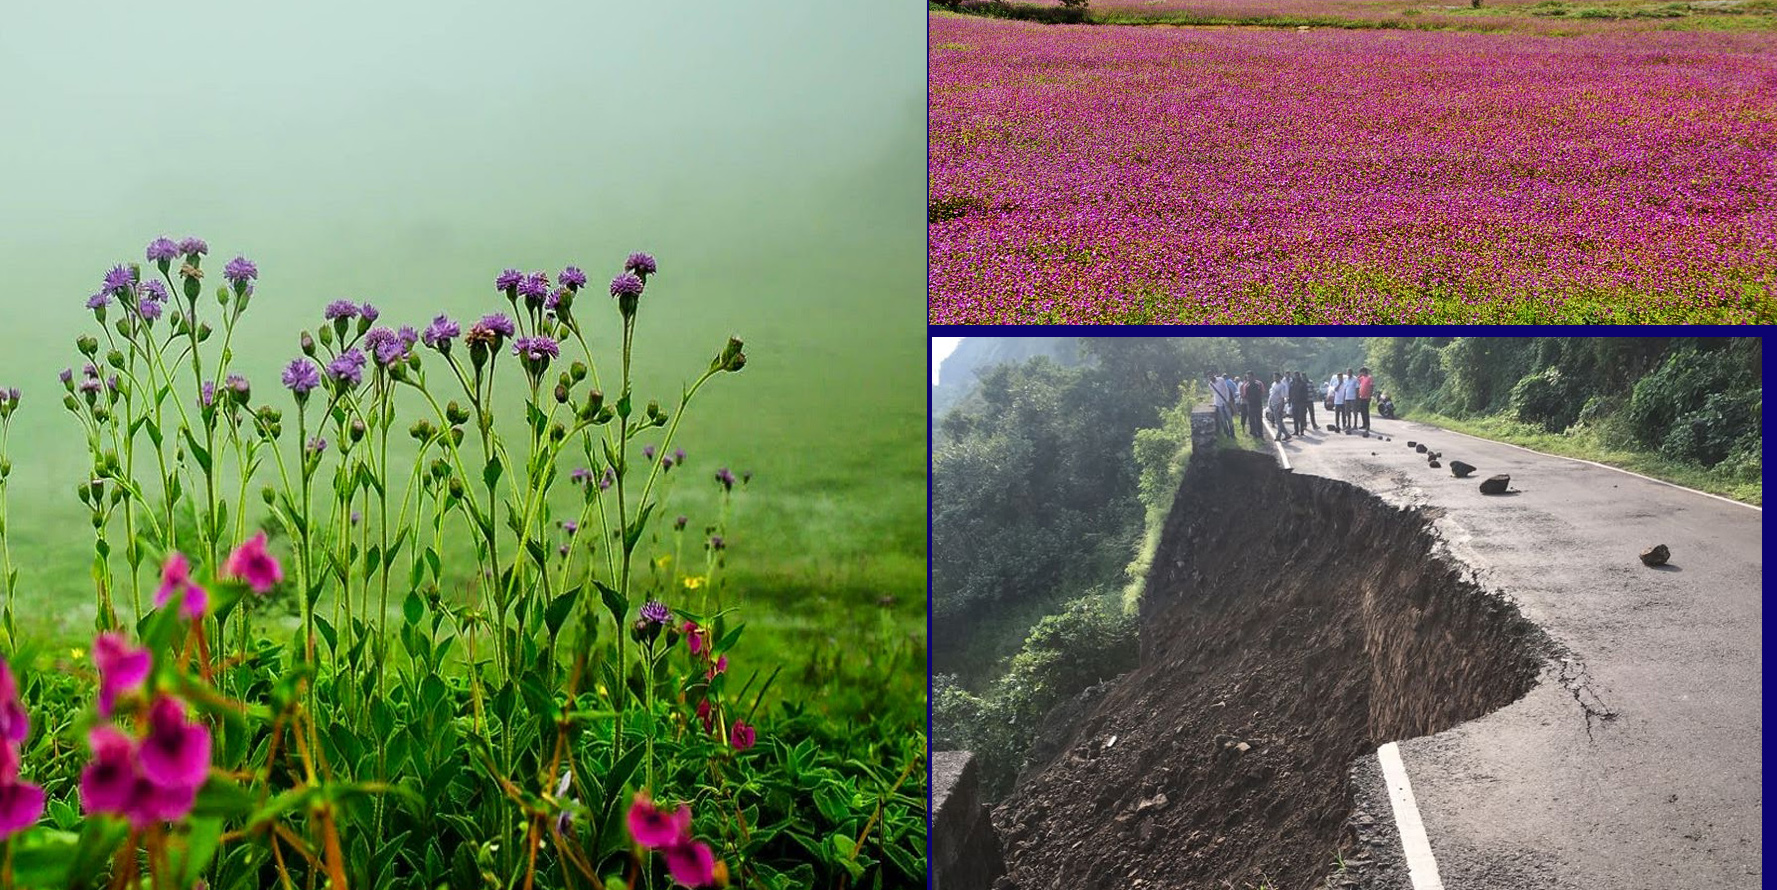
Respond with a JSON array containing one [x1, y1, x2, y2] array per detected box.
[[992, 449, 1548, 890]]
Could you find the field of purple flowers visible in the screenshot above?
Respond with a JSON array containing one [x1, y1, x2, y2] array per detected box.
[[929, 15, 1777, 322]]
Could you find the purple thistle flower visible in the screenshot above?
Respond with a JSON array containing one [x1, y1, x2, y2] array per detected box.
[[282, 358, 320, 395], [518, 271, 551, 301], [225, 375, 249, 400], [145, 238, 179, 263], [323, 300, 359, 321], [137, 298, 163, 321], [199, 381, 216, 408], [558, 266, 588, 289], [512, 335, 560, 363], [421, 314, 460, 350], [709, 535, 725, 551], [643, 445, 656, 460], [103, 265, 135, 296], [610, 272, 645, 298], [176, 237, 207, 258], [327, 348, 367, 387], [140, 279, 169, 302], [466, 313, 515, 347], [364, 327, 407, 367], [715, 467, 736, 492], [545, 288, 565, 313], [661, 456, 673, 470], [674, 515, 688, 531], [599, 468, 615, 491], [639, 600, 672, 626], [222, 256, 257, 287], [79, 378, 102, 395], [137, 697, 211, 791], [560, 519, 578, 535], [86, 292, 111, 311], [624, 252, 658, 276], [359, 302, 380, 323], [495, 269, 523, 292], [58, 368, 73, 385], [673, 448, 685, 463], [569, 467, 593, 485], [398, 325, 419, 349], [306, 436, 327, 453]]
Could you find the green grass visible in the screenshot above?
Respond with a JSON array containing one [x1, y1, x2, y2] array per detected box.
[[1405, 409, 1761, 504]]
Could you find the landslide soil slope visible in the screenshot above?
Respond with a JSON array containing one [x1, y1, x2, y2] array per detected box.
[[993, 450, 1548, 890]]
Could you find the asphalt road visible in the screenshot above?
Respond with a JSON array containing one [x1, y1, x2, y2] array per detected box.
[[1276, 417, 1762, 890]]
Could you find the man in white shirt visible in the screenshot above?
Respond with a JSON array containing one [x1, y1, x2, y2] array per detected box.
[[1268, 373, 1290, 442], [1331, 372, 1347, 428], [1340, 369, 1360, 429], [1207, 373, 1233, 438]]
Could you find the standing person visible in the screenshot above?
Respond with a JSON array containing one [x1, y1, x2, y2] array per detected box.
[[1300, 372, 1319, 430], [1331, 371, 1347, 428], [1245, 374, 1266, 437], [1356, 366, 1375, 431], [1288, 371, 1309, 435], [1340, 368, 1360, 429], [1268, 373, 1290, 442], [1207, 373, 1234, 438], [1231, 373, 1246, 435]]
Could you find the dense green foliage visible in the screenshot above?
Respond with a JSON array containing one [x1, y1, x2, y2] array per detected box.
[[1366, 337, 1761, 496], [932, 589, 1136, 797], [0, 243, 924, 890]]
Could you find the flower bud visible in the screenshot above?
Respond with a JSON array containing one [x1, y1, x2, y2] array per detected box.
[[106, 349, 125, 370], [570, 361, 587, 382], [76, 335, 99, 357], [301, 331, 316, 356], [350, 419, 366, 442], [446, 401, 470, 425], [197, 323, 213, 342], [318, 325, 335, 348], [554, 383, 570, 405], [448, 476, 465, 498], [261, 486, 276, 505]]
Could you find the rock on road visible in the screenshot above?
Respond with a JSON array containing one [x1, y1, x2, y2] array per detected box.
[[1278, 417, 1761, 890]]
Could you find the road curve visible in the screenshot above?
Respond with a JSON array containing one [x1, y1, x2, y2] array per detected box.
[[1277, 417, 1761, 890]]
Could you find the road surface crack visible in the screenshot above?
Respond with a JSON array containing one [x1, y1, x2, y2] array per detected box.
[[1557, 657, 1618, 740]]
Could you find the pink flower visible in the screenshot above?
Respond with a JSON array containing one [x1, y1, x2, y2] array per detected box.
[[705, 655, 728, 681], [662, 838, 718, 887], [222, 532, 283, 594], [695, 699, 715, 733], [626, 792, 692, 849], [155, 551, 207, 619], [79, 726, 139, 815], [137, 697, 211, 791], [683, 620, 707, 657], [93, 632, 150, 717], [0, 660, 27, 745], [730, 720, 756, 752], [0, 775, 43, 840]]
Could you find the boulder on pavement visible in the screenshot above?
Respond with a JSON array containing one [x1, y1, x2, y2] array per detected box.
[[1449, 460, 1476, 478], [1428, 460, 1442, 468], [1640, 544, 1670, 567], [1415, 444, 1428, 454], [1479, 474, 1510, 495], [1407, 440, 1416, 447]]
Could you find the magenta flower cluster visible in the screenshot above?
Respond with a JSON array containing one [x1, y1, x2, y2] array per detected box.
[[627, 793, 717, 887], [928, 17, 1777, 322], [0, 660, 43, 840]]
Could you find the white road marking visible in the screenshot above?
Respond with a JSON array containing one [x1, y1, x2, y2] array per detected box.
[[1378, 742, 1445, 890], [1416, 423, 1760, 513], [1272, 434, 1292, 471]]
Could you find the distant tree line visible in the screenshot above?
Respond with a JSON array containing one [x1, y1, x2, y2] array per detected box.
[[1366, 337, 1761, 475]]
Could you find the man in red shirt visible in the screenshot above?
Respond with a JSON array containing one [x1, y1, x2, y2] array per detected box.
[[1356, 366, 1375, 431]]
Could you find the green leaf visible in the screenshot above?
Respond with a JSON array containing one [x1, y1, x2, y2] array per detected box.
[[365, 544, 382, 576], [180, 428, 212, 474], [713, 622, 745, 654], [191, 776, 256, 821], [594, 580, 626, 627], [622, 504, 654, 554], [177, 817, 225, 886], [482, 457, 504, 491], [314, 614, 338, 653], [7, 827, 79, 888], [403, 591, 424, 626], [544, 587, 579, 638]]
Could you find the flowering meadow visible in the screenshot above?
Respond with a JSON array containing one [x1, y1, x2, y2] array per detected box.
[[928, 14, 1777, 322], [0, 240, 925, 888]]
